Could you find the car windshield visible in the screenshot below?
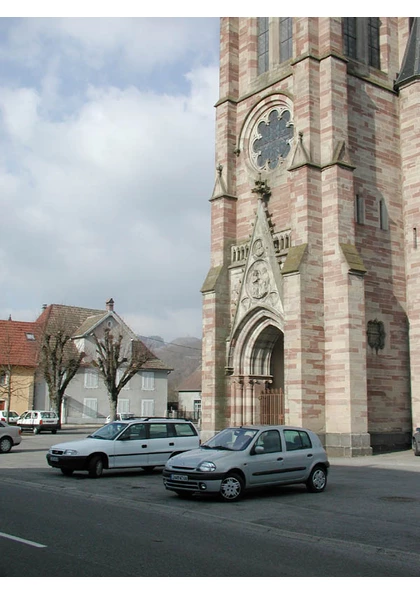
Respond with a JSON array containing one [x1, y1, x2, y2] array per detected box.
[[89, 422, 128, 440], [202, 428, 258, 451]]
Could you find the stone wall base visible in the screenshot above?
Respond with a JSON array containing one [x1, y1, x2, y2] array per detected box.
[[369, 432, 412, 453], [323, 432, 372, 457]]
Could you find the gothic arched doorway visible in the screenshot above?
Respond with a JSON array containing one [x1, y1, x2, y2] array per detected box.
[[228, 307, 284, 425]]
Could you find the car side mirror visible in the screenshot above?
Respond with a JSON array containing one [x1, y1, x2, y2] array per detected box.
[[253, 446, 264, 455]]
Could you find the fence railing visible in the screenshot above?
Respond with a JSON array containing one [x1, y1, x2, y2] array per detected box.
[[167, 409, 201, 425]]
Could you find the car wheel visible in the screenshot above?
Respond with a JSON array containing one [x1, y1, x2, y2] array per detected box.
[[33, 427, 40, 434], [414, 441, 420, 457], [88, 455, 104, 478], [219, 473, 244, 502], [0, 437, 12, 454], [141, 466, 155, 473], [174, 490, 194, 499], [306, 465, 327, 492], [61, 468, 74, 476]]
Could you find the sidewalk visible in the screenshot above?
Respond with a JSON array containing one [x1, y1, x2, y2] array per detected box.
[[329, 448, 420, 471]]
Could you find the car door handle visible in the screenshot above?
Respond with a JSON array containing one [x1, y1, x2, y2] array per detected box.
[[277, 457, 283, 461], [169, 442, 174, 446], [142, 444, 147, 448], [307, 453, 313, 458]]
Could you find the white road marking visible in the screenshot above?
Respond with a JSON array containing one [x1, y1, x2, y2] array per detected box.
[[0, 531, 47, 548]]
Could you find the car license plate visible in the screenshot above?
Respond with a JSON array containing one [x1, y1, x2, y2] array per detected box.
[[50, 456, 59, 462], [171, 474, 188, 481]]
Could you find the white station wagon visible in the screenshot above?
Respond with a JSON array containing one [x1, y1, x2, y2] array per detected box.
[[163, 425, 330, 502], [47, 418, 200, 478]]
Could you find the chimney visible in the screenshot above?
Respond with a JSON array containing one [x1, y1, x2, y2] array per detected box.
[[42, 304, 47, 311], [106, 298, 114, 312]]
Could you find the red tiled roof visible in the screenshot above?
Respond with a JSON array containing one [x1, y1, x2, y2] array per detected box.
[[0, 320, 39, 367]]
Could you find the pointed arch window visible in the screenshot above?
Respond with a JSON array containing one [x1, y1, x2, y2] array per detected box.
[[343, 17, 357, 59], [343, 17, 381, 69], [368, 18, 380, 69], [355, 194, 365, 225], [280, 18, 293, 62], [257, 17, 269, 74], [257, 17, 293, 76], [379, 198, 388, 231]]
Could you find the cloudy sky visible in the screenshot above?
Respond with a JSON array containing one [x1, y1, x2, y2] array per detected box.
[[0, 16, 220, 343]]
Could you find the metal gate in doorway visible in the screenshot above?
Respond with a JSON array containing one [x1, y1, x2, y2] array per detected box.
[[258, 389, 284, 425]]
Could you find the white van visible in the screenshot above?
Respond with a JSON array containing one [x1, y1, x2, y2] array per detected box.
[[17, 410, 59, 434]]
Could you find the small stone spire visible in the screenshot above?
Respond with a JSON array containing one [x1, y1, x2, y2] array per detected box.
[[106, 298, 114, 312]]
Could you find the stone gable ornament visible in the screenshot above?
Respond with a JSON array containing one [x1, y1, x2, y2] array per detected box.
[[251, 174, 271, 202]]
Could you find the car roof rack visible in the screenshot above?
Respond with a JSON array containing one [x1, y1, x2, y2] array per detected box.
[[130, 416, 191, 422]]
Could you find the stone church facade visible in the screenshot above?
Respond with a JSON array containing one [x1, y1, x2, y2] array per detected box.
[[201, 17, 420, 456]]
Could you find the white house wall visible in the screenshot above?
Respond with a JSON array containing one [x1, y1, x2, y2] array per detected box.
[[35, 367, 169, 424]]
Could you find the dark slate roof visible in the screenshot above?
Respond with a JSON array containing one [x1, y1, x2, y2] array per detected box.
[[0, 320, 39, 367], [395, 18, 420, 89], [36, 304, 171, 371], [178, 367, 202, 392], [36, 304, 106, 335]]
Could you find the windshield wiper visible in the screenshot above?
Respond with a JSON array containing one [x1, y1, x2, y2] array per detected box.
[[212, 445, 231, 451], [200, 444, 213, 449]]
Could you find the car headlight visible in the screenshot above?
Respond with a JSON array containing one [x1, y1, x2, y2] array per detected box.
[[197, 461, 216, 472], [63, 449, 78, 456]]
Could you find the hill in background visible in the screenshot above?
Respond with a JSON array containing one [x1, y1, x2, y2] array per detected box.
[[141, 336, 202, 403]]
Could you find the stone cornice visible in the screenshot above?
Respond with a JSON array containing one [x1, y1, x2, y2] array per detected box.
[[209, 193, 238, 203]]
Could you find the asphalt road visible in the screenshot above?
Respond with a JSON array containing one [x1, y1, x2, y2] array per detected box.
[[1, 428, 419, 577]]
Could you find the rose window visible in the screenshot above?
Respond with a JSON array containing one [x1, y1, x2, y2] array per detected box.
[[251, 108, 294, 171]]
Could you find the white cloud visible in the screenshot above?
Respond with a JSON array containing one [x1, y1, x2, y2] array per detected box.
[[0, 87, 40, 144], [0, 17, 220, 342], [0, 17, 219, 74]]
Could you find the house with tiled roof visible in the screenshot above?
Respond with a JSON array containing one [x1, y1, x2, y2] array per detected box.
[[177, 366, 202, 424], [0, 319, 39, 414], [0, 298, 171, 424], [33, 299, 172, 424]]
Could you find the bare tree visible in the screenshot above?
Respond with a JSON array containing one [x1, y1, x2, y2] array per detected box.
[[38, 328, 84, 426], [92, 328, 154, 421]]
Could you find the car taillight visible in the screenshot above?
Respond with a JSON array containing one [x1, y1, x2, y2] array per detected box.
[[39, 419, 43, 425], [18, 428, 22, 435]]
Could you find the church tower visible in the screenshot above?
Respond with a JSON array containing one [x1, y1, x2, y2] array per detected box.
[[201, 17, 419, 456]]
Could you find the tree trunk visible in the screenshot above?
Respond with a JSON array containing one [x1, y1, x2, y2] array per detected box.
[[109, 393, 118, 422], [52, 391, 62, 429]]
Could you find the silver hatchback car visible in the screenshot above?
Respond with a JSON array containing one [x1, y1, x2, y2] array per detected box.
[[413, 427, 420, 456], [163, 425, 330, 502]]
